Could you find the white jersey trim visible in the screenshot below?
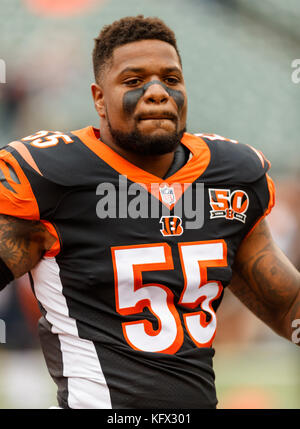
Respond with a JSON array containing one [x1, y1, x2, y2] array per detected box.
[[32, 257, 112, 409]]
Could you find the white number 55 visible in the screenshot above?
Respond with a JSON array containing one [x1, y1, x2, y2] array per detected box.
[[112, 240, 227, 354]]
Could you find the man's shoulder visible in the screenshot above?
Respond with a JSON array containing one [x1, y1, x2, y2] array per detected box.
[[193, 132, 239, 145], [188, 132, 271, 185], [0, 126, 100, 220], [2, 127, 96, 186]]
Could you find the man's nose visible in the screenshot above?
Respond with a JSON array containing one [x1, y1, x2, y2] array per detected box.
[[143, 81, 169, 104]]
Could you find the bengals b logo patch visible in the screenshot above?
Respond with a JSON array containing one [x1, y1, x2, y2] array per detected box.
[[160, 216, 183, 236]]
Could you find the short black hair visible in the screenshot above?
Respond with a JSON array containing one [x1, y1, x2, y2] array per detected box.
[[92, 15, 181, 82]]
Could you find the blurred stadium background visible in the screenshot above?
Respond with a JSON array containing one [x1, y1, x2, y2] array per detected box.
[[0, 0, 299, 409]]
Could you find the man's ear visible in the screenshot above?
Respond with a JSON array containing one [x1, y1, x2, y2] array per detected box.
[[91, 83, 105, 118]]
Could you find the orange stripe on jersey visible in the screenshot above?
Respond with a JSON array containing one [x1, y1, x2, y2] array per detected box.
[[0, 149, 40, 220], [9, 141, 43, 176], [164, 217, 171, 235], [72, 126, 211, 208], [40, 220, 61, 257], [244, 173, 275, 239]]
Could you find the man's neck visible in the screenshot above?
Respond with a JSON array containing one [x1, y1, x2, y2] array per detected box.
[[99, 127, 176, 179]]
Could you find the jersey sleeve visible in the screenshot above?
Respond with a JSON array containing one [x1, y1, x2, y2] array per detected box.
[[0, 144, 64, 220], [197, 133, 276, 236], [0, 133, 69, 257], [1, 131, 74, 218], [0, 147, 40, 220], [245, 170, 275, 238]]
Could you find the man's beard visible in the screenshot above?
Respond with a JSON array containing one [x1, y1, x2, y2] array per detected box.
[[107, 117, 186, 156]]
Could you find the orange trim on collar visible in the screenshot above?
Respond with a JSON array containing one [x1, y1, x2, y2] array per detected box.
[[72, 126, 211, 208]]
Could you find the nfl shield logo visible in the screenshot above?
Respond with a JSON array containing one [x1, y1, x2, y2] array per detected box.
[[159, 185, 176, 205]]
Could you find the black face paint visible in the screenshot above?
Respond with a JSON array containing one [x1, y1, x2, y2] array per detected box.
[[123, 80, 185, 116]]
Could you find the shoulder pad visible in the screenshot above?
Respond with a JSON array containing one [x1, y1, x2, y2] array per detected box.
[[6, 130, 86, 186], [196, 133, 270, 184]]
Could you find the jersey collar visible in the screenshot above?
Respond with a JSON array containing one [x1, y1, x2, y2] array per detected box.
[[72, 126, 211, 208]]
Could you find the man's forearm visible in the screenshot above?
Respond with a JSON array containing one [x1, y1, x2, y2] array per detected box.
[[231, 219, 300, 345], [229, 268, 300, 344]]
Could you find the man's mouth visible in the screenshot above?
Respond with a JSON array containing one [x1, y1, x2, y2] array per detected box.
[[137, 112, 177, 122], [141, 117, 173, 121]]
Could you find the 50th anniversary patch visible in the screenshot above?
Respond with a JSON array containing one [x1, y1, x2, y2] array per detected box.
[[209, 188, 249, 223]]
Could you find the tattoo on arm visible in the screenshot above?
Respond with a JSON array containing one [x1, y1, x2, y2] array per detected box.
[[231, 219, 300, 339], [0, 214, 54, 278]]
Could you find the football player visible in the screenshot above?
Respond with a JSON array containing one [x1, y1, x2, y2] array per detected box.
[[0, 15, 299, 409]]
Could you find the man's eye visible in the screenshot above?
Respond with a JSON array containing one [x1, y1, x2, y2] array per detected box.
[[165, 77, 179, 85], [124, 79, 141, 86]]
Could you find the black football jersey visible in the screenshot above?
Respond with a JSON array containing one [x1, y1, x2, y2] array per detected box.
[[0, 127, 275, 409]]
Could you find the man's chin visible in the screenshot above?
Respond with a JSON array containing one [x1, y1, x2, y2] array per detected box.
[[137, 127, 176, 142], [108, 126, 186, 156]]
